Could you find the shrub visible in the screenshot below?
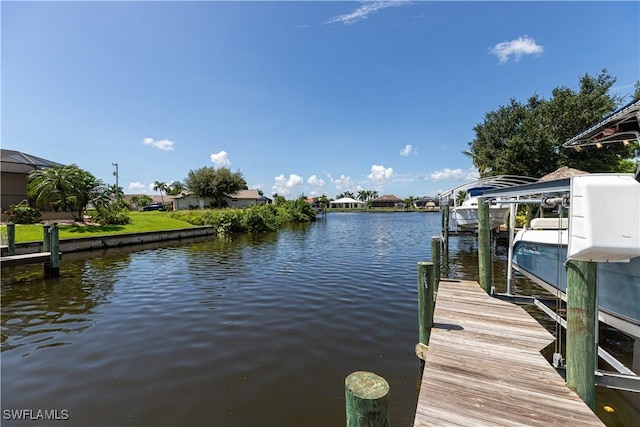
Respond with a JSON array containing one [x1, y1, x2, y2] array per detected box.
[[4, 203, 42, 224], [90, 206, 130, 225], [242, 205, 279, 232]]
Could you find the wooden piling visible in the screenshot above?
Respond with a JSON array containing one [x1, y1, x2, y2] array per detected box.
[[43, 224, 51, 252], [442, 204, 449, 256], [7, 222, 15, 256], [566, 260, 597, 409], [345, 371, 390, 427], [45, 223, 60, 278], [477, 198, 491, 294], [431, 236, 441, 293], [417, 261, 435, 346]]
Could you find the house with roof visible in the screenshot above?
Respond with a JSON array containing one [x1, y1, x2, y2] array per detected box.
[[370, 194, 405, 208], [1, 149, 65, 212], [172, 189, 269, 210], [329, 197, 365, 209]]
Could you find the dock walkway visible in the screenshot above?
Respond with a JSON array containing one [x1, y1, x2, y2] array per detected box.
[[414, 279, 604, 426]]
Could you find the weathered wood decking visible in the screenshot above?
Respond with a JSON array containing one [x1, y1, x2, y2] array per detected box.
[[414, 279, 604, 426], [1, 252, 54, 267]]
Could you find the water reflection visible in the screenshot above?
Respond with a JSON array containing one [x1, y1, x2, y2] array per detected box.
[[0, 215, 637, 426]]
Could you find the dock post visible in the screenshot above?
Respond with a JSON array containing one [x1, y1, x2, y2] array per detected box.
[[43, 224, 51, 252], [7, 222, 15, 256], [566, 260, 597, 410], [477, 198, 491, 294], [345, 371, 390, 427], [431, 236, 441, 293], [45, 223, 60, 278], [417, 261, 435, 346], [442, 203, 449, 256]]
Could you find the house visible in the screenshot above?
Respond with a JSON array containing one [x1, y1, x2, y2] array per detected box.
[[172, 189, 268, 210], [414, 197, 440, 211], [370, 194, 404, 208], [329, 197, 365, 209], [1, 149, 65, 212]]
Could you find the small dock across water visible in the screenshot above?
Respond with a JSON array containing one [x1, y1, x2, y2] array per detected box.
[[414, 279, 604, 426]]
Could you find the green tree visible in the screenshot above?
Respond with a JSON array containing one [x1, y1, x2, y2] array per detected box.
[[467, 70, 632, 177], [166, 181, 184, 196], [72, 169, 105, 220], [28, 164, 78, 211], [184, 167, 247, 208], [153, 181, 168, 206], [28, 165, 105, 221]]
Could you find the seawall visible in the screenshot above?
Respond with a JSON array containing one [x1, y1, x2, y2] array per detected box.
[[8, 227, 215, 255]]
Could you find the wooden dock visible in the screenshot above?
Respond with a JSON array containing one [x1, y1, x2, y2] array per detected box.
[[414, 279, 604, 426]]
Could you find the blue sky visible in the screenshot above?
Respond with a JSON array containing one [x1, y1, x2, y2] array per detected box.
[[3, 1, 639, 199]]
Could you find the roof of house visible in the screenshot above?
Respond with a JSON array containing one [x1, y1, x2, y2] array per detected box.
[[371, 195, 404, 202], [172, 189, 261, 200], [330, 197, 364, 204], [1, 149, 65, 174]]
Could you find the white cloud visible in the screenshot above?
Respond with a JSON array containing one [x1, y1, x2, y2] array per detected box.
[[333, 174, 354, 190], [128, 182, 148, 193], [490, 35, 544, 64], [307, 174, 325, 188], [430, 167, 479, 182], [142, 137, 175, 151], [272, 174, 304, 196], [400, 144, 416, 156], [210, 151, 231, 168], [324, 1, 407, 25], [367, 164, 394, 185]]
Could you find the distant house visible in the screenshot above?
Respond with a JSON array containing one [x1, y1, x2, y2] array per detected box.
[[172, 189, 268, 210], [329, 197, 364, 209], [370, 195, 404, 208], [414, 197, 440, 211], [0, 149, 65, 212]]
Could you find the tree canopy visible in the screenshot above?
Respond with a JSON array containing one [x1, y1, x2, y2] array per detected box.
[[466, 70, 636, 178], [27, 164, 106, 220], [184, 166, 247, 208]]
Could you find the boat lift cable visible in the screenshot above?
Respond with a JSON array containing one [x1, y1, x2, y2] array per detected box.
[[553, 206, 565, 367]]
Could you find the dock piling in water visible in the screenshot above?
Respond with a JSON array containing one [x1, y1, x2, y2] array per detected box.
[[417, 262, 435, 346], [7, 222, 15, 256], [566, 259, 597, 409], [345, 371, 390, 427], [477, 198, 491, 294]]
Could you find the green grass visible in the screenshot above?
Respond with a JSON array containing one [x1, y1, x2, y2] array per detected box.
[[1, 211, 196, 243]]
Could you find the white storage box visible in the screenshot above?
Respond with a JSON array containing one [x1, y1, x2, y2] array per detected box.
[[568, 174, 640, 262]]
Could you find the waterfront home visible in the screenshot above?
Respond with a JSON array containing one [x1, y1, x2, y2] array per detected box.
[[370, 194, 404, 208], [0, 149, 64, 213], [172, 189, 268, 210], [329, 197, 365, 209]]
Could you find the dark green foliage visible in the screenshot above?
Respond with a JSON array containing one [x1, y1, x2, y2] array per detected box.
[[90, 206, 131, 225], [467, 70, 635, 177], [168, 200, 315, 235], [242, 204, 279, 233], [184, 167, 247, 208], [4, 203, 42, 224]]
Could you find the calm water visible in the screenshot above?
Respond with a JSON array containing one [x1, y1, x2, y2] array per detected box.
[[1, 213, 638, 426]]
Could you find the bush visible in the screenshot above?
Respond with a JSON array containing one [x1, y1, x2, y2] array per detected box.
[[4, 203, 42, 224], [90, 207, 130, 225], [242, 205, 279, 232]]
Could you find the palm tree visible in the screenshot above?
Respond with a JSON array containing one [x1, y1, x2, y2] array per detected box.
[[153, 181, 168, 206], [167, 181, 185, 196], [72, 169, 105, 220], [357, 190, 367, 203], [28, 164, 79, 211]]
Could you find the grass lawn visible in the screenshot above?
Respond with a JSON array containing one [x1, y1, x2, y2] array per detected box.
[[1, 211, 196, 243]]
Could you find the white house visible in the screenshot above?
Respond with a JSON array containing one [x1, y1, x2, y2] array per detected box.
[[172, 189, 268, 210], [329, 197, 365, 209]]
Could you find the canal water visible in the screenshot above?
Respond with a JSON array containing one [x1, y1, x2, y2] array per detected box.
[[1, 212, 638, 426]]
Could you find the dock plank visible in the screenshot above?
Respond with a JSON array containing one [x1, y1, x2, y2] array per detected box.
[[414, 279, 604, 427], [1, 252, 53, 267]]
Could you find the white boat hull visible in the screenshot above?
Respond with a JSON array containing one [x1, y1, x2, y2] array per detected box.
[[512, 228, 640, 338]]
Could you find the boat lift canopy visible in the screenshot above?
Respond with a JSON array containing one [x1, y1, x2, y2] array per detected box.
[[563, 99, 640, 149]]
